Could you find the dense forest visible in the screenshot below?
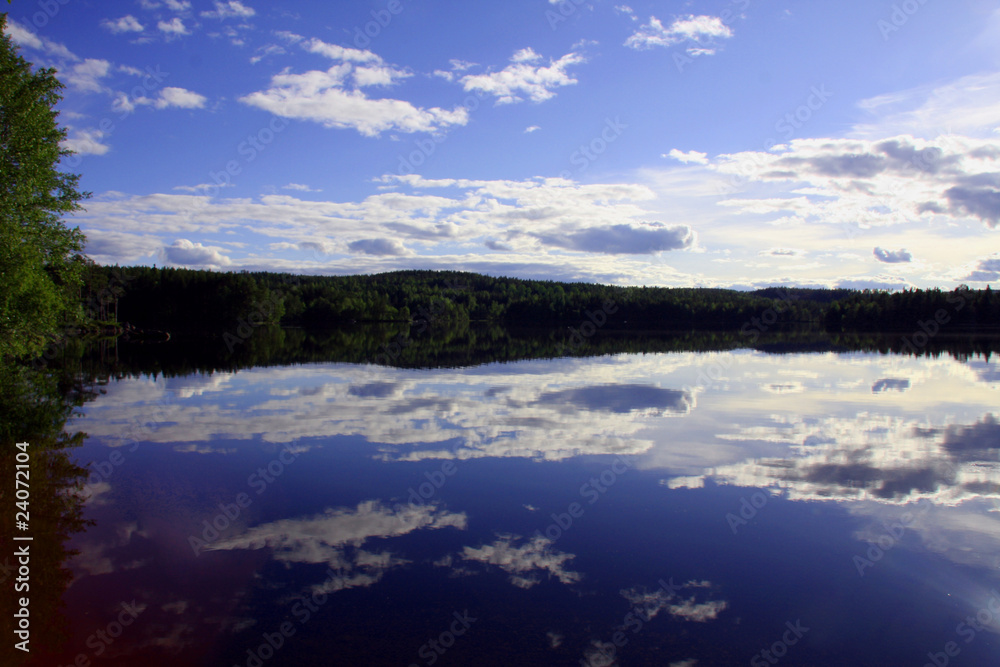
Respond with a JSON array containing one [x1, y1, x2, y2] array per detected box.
[[78, 264, 998, 335]]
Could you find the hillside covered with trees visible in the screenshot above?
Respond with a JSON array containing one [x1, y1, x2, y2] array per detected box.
[[80, 264, 998, 335]]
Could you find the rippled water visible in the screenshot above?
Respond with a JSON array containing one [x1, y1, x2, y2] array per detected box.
[[46, 349, 1000, 665]]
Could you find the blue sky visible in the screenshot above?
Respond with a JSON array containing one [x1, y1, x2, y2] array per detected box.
[[5, 0, 1000, 288]]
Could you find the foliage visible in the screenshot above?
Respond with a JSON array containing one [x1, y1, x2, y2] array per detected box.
[[0, 14, 88, 360]]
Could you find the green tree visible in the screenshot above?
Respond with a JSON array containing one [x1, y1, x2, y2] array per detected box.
[[1, 13, 88, 360]]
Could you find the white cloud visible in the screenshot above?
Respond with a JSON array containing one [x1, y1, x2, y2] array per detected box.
[[102, 16, 145, 34], [162, 239, 231, 266], [615, 5, 638, 21], [3, 20, 78, 60], [460, 48, 586, 104], [250, 43, 285, 65], [165, 0, 192, 10], [157, 18, 189, 35], [524, 125, 541, 133], [239, 40, 467, 136], [282, 183, 321, 192], [625, 15, 734, 54], [458, 535, 581, 589], [154, 87, 207, 109], [61, 129, 111, 155], [667, 149, 709, 165], [201, 1, 255, 20], [65, 59, 113, 93]]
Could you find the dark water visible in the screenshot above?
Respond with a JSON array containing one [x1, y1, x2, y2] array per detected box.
[[29, 349, 1000, 665]]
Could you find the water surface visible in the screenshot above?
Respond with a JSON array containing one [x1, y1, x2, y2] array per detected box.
[[44, 348, 1000, 665]]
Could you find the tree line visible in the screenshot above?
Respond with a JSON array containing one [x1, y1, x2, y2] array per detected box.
[[81, 264, 998, 334]]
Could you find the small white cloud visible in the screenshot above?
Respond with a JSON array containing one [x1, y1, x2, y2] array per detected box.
[[667, 148, 709, 164], [616, 5, 638, 20], [201, 1, 256, 20], [173, 183, 230, 193], [460, 48, 585, 105], [282, 183, 322, 192], [61, 129, 110, 156], [157, 17, 189, 35], [102, 15, 145, 34], [626, 14, 734, 52], [65, 59, 113, 93], [165, 0, 192, 10], [3, 20, 79, 60], [154, 87, 207, 109], [524, 125, 541, 134]]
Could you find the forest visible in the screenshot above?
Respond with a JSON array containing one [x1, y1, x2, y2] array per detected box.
[[78, 263, 999, 335]]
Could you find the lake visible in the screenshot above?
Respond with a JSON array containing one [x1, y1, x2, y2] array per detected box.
[[21, 341, 1000, 665]]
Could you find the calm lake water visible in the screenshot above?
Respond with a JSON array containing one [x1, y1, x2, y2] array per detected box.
[[40, 348, 1000, 665]]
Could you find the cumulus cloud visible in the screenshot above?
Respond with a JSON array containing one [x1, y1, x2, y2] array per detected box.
[[240, 38, 467, 136], [162, 239, 231, 267], [460, 48, 586, 104], [102, 16, 145, 34], [625, 15, 734, 54], [873, 247, 913, 263], [712, 135, 1000, 229]]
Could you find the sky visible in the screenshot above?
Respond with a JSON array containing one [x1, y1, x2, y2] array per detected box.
[[4, 0, 1000, 289]]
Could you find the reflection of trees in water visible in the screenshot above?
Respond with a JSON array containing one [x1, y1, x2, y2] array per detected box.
[[0, 361, 94, 666], [67, 325, 1000, 379]]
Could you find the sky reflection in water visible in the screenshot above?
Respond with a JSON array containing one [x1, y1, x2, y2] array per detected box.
[[57, 350, 1000, 666]]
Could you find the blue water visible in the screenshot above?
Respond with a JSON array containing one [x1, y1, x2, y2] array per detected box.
[[51, 351, 1000, 666]]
